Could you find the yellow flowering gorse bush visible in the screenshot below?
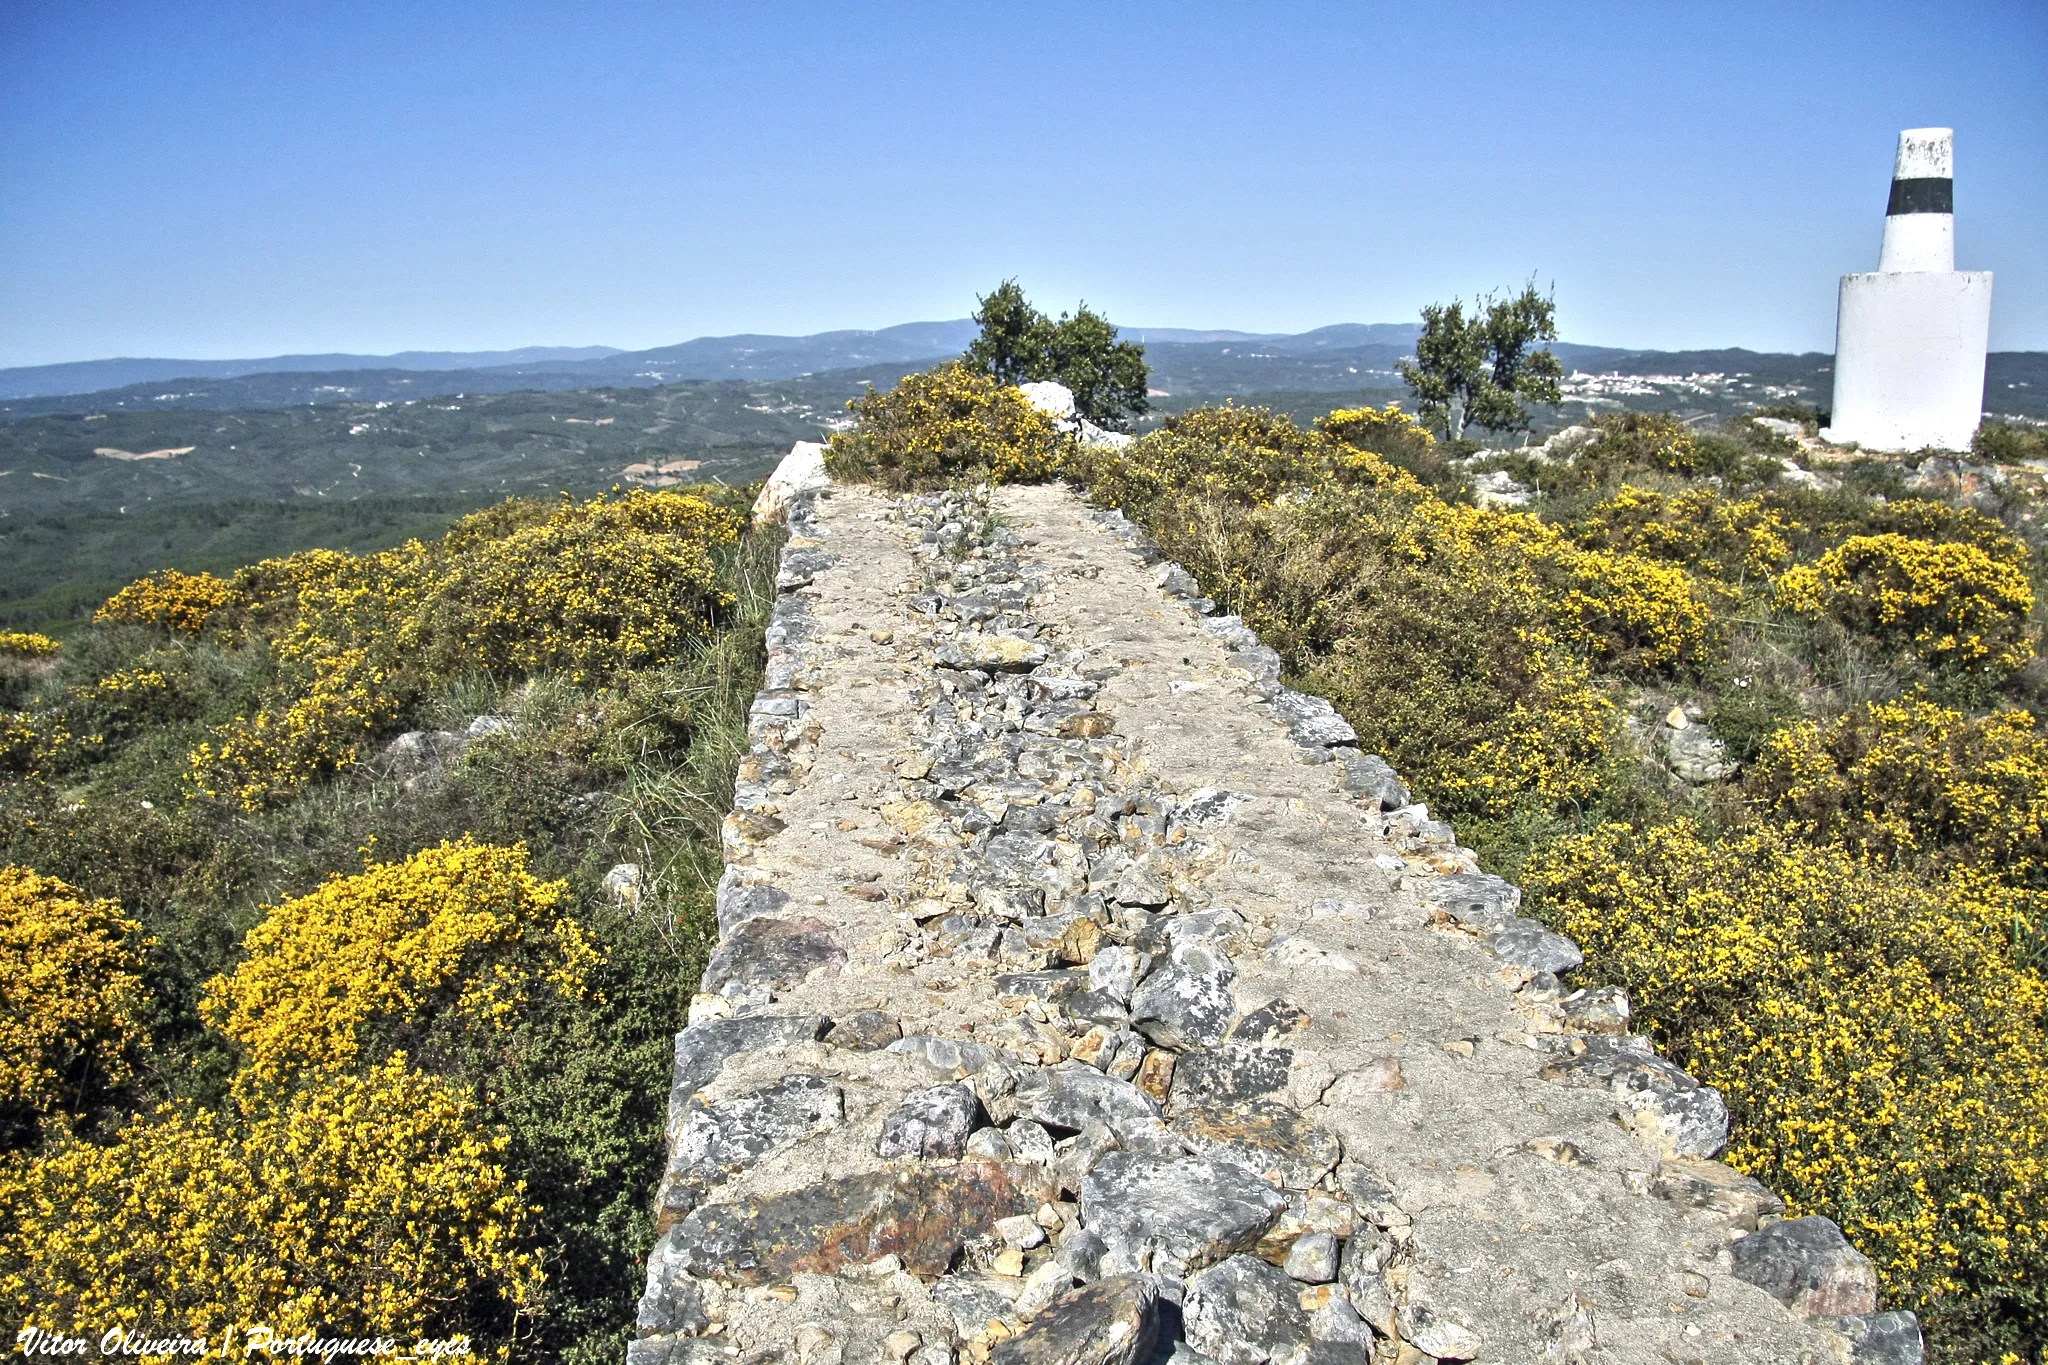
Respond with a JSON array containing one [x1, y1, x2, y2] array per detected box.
[[159, 489, 740, 808], [825, 361, 1066, 489], [0, 1057, 542, 1354], [1776, 533, 2036, 679], [201, 839, 591, 1094], [1573, 485, 1795, 586], [1527, 822, 2048, 1341], [0, 867, 150, 1142], [0, 632, 60, 657], [93, 570, 235, 637]]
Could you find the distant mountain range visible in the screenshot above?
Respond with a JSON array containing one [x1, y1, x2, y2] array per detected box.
[[2, 322, 2041, 422]]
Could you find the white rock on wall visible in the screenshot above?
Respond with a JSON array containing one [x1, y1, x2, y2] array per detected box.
[[752, 441, 831, 524], [1018, 379, 1136, 450]]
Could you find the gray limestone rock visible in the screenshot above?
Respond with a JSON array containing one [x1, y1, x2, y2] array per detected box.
[[1397, 1305, 1483, 1361], [1339, 1225, 1394, 1301], [667, 1015, 825, 1134], [1014, 1064, 1178, 1153], [1423, 873, 1522, 930], [888, 1034, 1003, 1079], [1617, 1080, 1731, 1159], [1059, 1227, 1109, 1282], [1229, 999, 1312, 1044], [967, 1126, 1014, 1159], [1651, 1157, 1785, 1230], [713, 867, 793, 935], [1272, 690, 1359, 748], [1111, 863, 1172, 908], [1542, 1035, 1729, 1158], [1171, 1101, 1342, 1190], [1283, 1230, 1339, 1283], [990, 1274, 1159, 1365], [1179, 787, 1249, 825], [1561, 985, 1631, 1034], [996, 969, 1089, 1005], [1182, 1254, 1313, 1364], [1087, 945, 1140, 1003], [1337, 752, 1409, 809], [1489, 917, 1585, 975], [878, 1083, 984, 1159], [665, 1074, 843, 1213], [1730, 1217, 1880, 1318], [668, 1162, 1056, 1283], [1007, 1118, 1058, 1165], [1832, 1312, 1925, 1365], [1079, 1152, 1288, 1280], [1665, 720, 1738, 784], [1129, 941, 1238, 1051], [934, 1274, 1021, 1340], [634, 1227, 710, 1335], [700, 915, 846, 1001], [976, 884, 1049, 920]]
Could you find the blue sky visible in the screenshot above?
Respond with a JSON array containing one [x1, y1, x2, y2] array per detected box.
[[1, 0, 2042, 367]]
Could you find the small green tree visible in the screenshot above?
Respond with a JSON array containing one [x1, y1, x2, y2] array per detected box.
[[963, 281, 1049, 386], [961, 280, 1151, 430], [1398, 283, 1564, 442]]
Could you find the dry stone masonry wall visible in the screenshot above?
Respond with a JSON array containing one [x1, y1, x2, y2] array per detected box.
[[630, 481, 1922, 1365]]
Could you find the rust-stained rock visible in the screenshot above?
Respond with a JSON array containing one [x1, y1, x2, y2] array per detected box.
[[669, 1162, 1057, 1284]]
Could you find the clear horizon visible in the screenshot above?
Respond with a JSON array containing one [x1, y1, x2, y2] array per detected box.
[[3, 0, 2043, 370]]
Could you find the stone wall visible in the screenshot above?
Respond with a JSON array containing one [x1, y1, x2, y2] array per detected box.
[[629, 481, 1922, 1365]]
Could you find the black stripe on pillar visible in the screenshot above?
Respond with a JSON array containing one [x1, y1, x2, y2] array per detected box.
[[1887, 177, 1954, 215]]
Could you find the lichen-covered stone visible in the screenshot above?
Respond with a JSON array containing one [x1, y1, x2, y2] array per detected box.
[[1338, 752, 1409, 809], [1423, 872, 1521, 929], [634, 1227, 710, 1335], [667, 1014, 824, 1136], [1229, 999, 1312, 1044], [1129, 941, 1238, 1050], [827, 1008, 904, 1051], [1487, 917, 1584, 975], [877, 1082, 982, 1159], [1080, 1152, 1287, 1280], [1833, 1311, 1925, 1365], [1168, 1042, 1294, 1110], [1014, 1064, 1180, 1154], [1651, 1157, 1785, 1230], [1397, 1304, 1483, 1361], [1282, 1230, 1339, 1283], [1182, 1254, 1313, 1364], [1172, 1102, 1341, 1190], [663, 1074, 843, 1217], [714, 867, 792, 934]]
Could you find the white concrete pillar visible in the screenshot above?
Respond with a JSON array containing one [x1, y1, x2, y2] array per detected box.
[[1877, 128, 1955, 272], [1823, 128, 1993, 453]]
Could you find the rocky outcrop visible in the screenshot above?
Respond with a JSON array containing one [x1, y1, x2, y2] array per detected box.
[[630, 482, 1913, 1363]]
